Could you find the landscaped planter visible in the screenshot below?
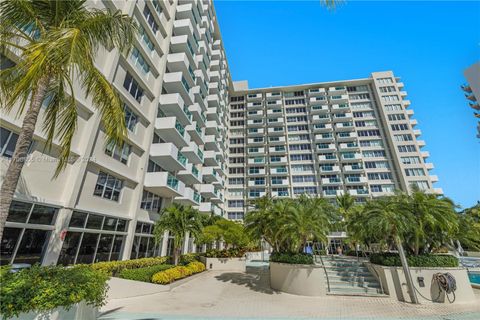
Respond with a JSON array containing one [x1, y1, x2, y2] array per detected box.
[[366, 263, 475, 303], [10, 301, 97, 320], [199, 256, 246, 271], [270, 262, 327, 296]]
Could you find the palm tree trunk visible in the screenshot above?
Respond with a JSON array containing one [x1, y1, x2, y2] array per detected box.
[[0, 76, 50, 242], [395, 236, 419, 304]]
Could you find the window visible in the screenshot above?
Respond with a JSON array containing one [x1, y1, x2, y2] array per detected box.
[[292, 175, 315, 183], [359, 140, 383, 147], [357, 130, 381, 137], [393, 134, 413, 142], [124, 105, 139, 132], [377, 77, 393, 84], [123, 72, 144, 102], [405, 168, 425, 176], [401, 156, 421, 165], [350, 102, 372, 110], [228, 212, 244, 220], [385, 104, 403, 111], [388, 114, 406, 121], [138, 26, 154, 51], [93, 172, 123, 201], [410, 181, 430, 191], [130, 47, 150, 75], [288, 125, 308, 132], [362, 150, 386, 158], [143, 6, 158, 33], [289, 144, 311, 151], [229, 167, 244, 174], [370, 184, 395, 193], [228, 177, 244, 185], [391, 123, 409, 131], [105, 141, 131, 164], [228, 200, 244, 208], [398, 145, 416, 153], [293, 187, 317, 195], [229, 138, 244, 145], [364, 161, 389, 169], [379, 86, 396, 93], [382, 95, 399, 102], [350, 93, 370, 100], [271, 177, 286, 185], [0, 127, 19, 158], [228, 189, 243, 197], [290, 154, 313, 161], [286, 107, 307, 114], [285, 99, 305, 105], [291, 164, 314, 172], [287, 116, 308, 123], [367, 172, 393, 180], [140, 190, 162, 213], [147, 159, 163, 172]]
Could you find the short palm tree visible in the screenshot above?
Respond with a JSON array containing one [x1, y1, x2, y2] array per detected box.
[[153, 203, 203, 265], [0, 0, 137, 241]]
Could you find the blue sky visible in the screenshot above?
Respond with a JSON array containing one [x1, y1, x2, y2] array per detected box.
[[214, 0, 480, 209]]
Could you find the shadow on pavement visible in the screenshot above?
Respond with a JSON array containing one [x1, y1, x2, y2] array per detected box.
[[214, 266, 279, 295]]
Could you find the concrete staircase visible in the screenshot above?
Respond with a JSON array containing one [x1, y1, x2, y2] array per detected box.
[[316, 255, 387, 297]]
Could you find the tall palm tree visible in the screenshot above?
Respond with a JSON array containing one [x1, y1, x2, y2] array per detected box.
[[153, 203, 203, 265], [0, 0, 137, 241], [457, 203, 480, 251]]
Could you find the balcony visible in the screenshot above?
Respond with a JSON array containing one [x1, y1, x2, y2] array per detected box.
[[312, 123, 333, 133], [248, 110, 263, 118], [430, 175, 439, 182], [150, 143, 187, 171], [269, 146, 286, 153], [333, 113, 353, 122], [268, 118, 284, 126], [318, 154, 338, 162], [163, 71, 194, 105], [247, 102, 263, 109], [417, 140, 426, 148], [270, 167, 288, 175], [425, 163, 434, 170], [347, 189, 369, 196], [159, 93, 192, 126], [186, 124, 204, 145], [331, 104, 351, 112], [247, 128, 265, 136], [309, 96, 328, 104], [406, 109, 414, 116], [308, 88, 326, 96], [329, 94, 349, 103], [202, 167, 220, 183], [339, 143, 359, 151], [413, 129, 422, 136], [188, 104, 205, 126], [272, 190, 289, 197], [312, 114, 330, 123], [206, 107, 220, 122], [177, 163, 202, 185], [267, 109, 283, 116], [316, 143, 336, 152], [315, 134, 334, 142], [421, 151, 430, 158], [336, 132, 358, 142], [320, 165, 341, 173], [181, 144, 203, 164], [345, 176, 368, 184], [247, 93, 262, 101], [267, 127, 285, 135], [266, 100, 282, 108], [248, 180, 265, 187], [248, 137, 264, 145], [343, 165, 364, 173], [310, 105, 329, 114], [144, 172, 185, 197], [328, 86, 347, 95], [268, 136, 286, 144], [175, 187, 200, 206], [266, 92, 282, 99], [173, 18, 198, 42], [199, 202, 222, 216], [341, 153, 362, 161], [204, 150, 219, 166], [248, 191, 266, 199], [248, 157, 265, 165], [248, 147, 265, 155], [271, 178, 289, 186], [155, 117, 188, 147], [207, 94, 220, 109], [270, 156, 287, 164], [321, 177, 342, 185], [335, 122, 355, 131], [410, 119, 418, 126], [248, 119, 264, 126], [200, 184, 216, 198]]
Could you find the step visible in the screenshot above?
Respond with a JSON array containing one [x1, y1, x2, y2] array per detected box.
[[325, 271, 375, 277], [327, 280, 381, 289], [328, 285, 383, 294]]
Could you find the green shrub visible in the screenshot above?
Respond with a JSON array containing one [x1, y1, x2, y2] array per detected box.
[[118, 264, 173, 282], [179, 253, 200, 265], [151, 262, 206, 285], [0, 265, 109, 319], [270, 252, 314, 265], [203, 248, 247, 258], [90, 256, 169, 276], [370, 253, 459, 267]]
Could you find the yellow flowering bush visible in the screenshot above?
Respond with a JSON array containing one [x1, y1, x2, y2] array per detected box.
[[151, 261, 206, 285], [90, 257, 169, 276]]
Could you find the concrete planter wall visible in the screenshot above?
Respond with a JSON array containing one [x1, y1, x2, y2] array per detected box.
[[11, 301, 97, 320], [200, 256, 246, 271], [270, 262, 327, 296], [245, 251, 270, 261], [367, 263, 475, 304]]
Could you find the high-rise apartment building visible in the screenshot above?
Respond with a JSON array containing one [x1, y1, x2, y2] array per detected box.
[[225, 74, 440, 220], [461, 62, 480, 138], [0, 0, 440, 266]]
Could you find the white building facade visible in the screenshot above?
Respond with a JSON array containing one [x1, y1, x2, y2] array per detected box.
[[0, 1, 440, 266]]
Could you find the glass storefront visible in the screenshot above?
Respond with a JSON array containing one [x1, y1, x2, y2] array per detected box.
[[130, 221, 162, 259], [57, 211, 128, 265], [0, 200, 58, 265]]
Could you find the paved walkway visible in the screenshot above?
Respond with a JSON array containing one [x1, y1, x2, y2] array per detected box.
[[100, 267, 480, 320]]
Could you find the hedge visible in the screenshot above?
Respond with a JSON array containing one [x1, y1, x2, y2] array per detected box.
[[202, 248, 247, 258], [179, 253, 201, 265], [0, 265, 109, 319], [270, 252, 314, 265], [90, 256, 169, 276], [370, 253, 459, 267], [151, 261, 205, 285], [118, 264, 173, 283]]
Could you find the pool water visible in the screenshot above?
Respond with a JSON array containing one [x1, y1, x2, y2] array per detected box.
[[468, 272, 480, 285]]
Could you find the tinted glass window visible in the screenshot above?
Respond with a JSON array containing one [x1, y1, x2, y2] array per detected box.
[[69, 211, 87, 228], [116, 219, 127, 232], [0, 227, 21, 265], [7, 201, 31, 223], [103, 217, 117, 231], [110, 235, 124, 261], [57, 232, 82, 266], [130, 236, 140, 259], [13, 229, 50, 265], [86, 214, 103, 230], [28, 205, 57, 225], [95, 234, 113, 262], [76, 233, 99, 264]]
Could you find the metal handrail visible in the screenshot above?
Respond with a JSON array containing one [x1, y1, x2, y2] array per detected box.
[[313, 243, 331, 293], [362, 250, 384, 295]]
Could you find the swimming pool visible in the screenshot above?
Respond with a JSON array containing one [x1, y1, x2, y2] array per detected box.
[[468, 272, 480, 285]]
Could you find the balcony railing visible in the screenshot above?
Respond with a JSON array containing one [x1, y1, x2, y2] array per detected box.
[[167, 174, 179, 190]]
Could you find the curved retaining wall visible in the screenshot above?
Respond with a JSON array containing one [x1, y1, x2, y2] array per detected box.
[[270, 262, 327, 296]]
